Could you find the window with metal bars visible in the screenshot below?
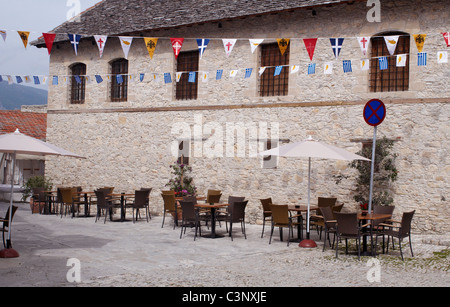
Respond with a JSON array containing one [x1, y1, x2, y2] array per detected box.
[[259, 42, 289, 97], [370, 32, 410, 92], [111, 59, 128, 102], [176, 51, 199, 100], [70, 63, 86, 104]]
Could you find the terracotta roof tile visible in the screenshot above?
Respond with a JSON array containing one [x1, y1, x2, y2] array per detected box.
[[0, 111, 47, 140]]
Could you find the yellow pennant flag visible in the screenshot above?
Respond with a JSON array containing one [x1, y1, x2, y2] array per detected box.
[[144, 38, 158, 59], [17, 31, 30, 49], [413, 34, 426, 53], [277, 38, 290, 56]]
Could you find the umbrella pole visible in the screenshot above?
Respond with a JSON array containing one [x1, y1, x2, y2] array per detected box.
[[299, 157, 316, 248], [0, 151, 20, 258]]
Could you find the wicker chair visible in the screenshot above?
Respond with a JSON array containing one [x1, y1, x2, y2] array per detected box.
[[319, 206, 338, 252], [269, 204, 301, 246], [335, 212, 372, 260], [94, 189, 114, 223], [126, 189, 151, 223], [260, 198, 273, 238], [227, 200, 248, 241], [372, 205, 395, 253], [161, 191, 177, 229], [179, 201, 202, 240], [1, 205, 18, 248]]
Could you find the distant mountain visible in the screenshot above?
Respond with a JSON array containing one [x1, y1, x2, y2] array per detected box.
[[0, 82, 48, 110]]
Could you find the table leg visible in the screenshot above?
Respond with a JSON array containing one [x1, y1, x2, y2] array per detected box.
[[203, 207, 224, 239]]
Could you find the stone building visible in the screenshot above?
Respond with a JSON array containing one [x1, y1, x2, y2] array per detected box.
[[33, 0, 449, 233]]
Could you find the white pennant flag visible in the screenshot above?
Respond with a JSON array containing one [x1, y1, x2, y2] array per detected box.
[[324, 62, 333, 74], [396, 54, 407, 67], [357, 37, 370, 56], [437, 51, 448, 64], [201, 72, 209, 83], [384, 35, 399, 55], [119, 37, 133, 59], [229, 69, 239, 77], [249, 39, 264, 53], [259, 67, 266, 76], [290, 65, 300, 74], [176, 72, 183, 82], [0, 30, 6, 42], [152, 73, 159, 83], [94, 35, 108, 58], [223, 39, 237, 57], [360, 58, 370, 71]]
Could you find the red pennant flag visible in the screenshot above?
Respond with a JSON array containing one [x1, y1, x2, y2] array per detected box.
[[43, 33, 56, 55], [442, 32, 450, 47], [303, 38, 318, 61], [170, 38, 184, 59]]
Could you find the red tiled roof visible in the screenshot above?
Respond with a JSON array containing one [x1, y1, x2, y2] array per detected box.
[[0, 111, 47, 140]]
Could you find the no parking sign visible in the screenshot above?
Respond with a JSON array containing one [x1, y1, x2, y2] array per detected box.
[[364, 99, 386, 127]]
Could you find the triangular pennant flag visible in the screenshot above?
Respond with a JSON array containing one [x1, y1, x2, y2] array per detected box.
[[330, 38, 344, 59], [17, 31, 30, 49], [259, 67, 266, 76], [303, 38, 318, 61], [277, 38, 290, 56], [384, 35, 399, 55], [176, 72, 183, 82], [201, 72, 209, 83], [413, 34, 426, 53], [139, 73, 145, 82], [197, 39, 210, 59], [324, 62, 333, 74], [357, 37, 370, 56], [360, 59, 369, 71], [223, 39, 237, 57], [396, 54, 407, 67], [43, 33, 56, 55], [170, 38, 184, 59], [144, 38, 158, 59], [119, 37, 133, 59], [229, 69, 238, 78], [0, 30, 6, 42], [94, 35, 108, 58], [441, 32, 450, 47], [68, 34, 81, 56], [290, 65, 299, 74], [437, 51, 448, 64], [249, 39, 264, 53]]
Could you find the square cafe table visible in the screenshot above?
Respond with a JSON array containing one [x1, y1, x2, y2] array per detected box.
[[194, 203, 229, 238]]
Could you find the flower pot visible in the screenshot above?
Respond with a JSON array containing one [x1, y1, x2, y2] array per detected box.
[[29, 199, 44, 214]]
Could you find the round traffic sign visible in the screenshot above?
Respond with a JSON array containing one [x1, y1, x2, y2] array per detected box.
[[364, 99, 386, 127]]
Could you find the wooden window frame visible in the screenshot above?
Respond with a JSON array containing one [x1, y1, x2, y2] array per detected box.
[[370, 32, 410, 93], [70, 63, 86, 104], [259, 42, 289, 97], [176, 51, 199, 100], [110, 59, 128, 102]]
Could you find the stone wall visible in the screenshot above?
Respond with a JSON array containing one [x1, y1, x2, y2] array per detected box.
[[44, 0, 449, 233]]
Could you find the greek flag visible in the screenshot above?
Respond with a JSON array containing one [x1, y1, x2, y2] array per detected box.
[[52, 76, 58, 85], [33, 76, 40, 85], [274, 66, 283, 76], [95, 75, 103, 84], [379, 56, 388, 70], [188, 71, 196, 83], [343, 60, 352, 73], [307, 63, 316, 75], [16, 76, 23, 84], [75, 75, 82, 84], [140, 73, 145, 82], [418, 52, 427, 66], [216, 69, 223, 80], [116, 74, 123, 84], [244, 68, 253, 79], [164, 73, 172, 84]]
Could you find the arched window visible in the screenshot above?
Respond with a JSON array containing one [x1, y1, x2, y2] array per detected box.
[[70, 63, 86, 104], [370, 31, 410, 92], [110, 58, 128, 102]]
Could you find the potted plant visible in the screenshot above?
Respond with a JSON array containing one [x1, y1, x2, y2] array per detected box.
[[22, 175, 53, 213]]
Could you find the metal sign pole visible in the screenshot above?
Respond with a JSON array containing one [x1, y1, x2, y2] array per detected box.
[[368, 126, 377, 214]]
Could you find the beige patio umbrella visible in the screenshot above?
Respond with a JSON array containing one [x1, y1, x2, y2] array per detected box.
[[0, 129, 84, 258], [260, 136, 370, 247]]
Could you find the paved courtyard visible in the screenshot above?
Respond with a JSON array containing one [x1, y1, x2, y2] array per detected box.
[[0, 201, 448, 288]]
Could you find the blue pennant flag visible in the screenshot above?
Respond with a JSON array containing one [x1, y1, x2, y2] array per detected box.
[[0, 76, 3, 82], [140, 73, 145, 82], [68, 34, 81, 56], [74, 75, 82, 84], [418, 52, 427, 66], [330, 38, 344, 59], [343, 60, 352, 73], [274, 66, 283, 76], [244, 68, 253, 79], [188, 71, 196, 83], [52, 76, 58, 85], [307, 63, 316, 75], [164, 73, 172, 84], [16, 76, 23, 84], [216, 69, 223, 80], [33, 76, 40, 85], [197, 39, 210, 59], [116, 74, 123, 84], [95, 75, 103, 84], [379, 56, 388, 70]]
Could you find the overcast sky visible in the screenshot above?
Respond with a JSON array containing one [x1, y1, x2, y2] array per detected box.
[[0, 0, 102, 89]]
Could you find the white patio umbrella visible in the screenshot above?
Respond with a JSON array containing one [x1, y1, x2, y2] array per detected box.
[[0, 129, 84, 258], [260, 136, 370, 247]]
